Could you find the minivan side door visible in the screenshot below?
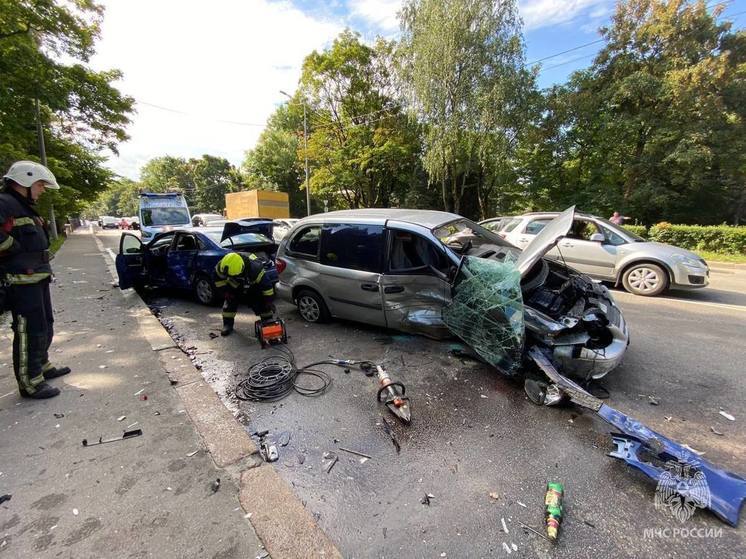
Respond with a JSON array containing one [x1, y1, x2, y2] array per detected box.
[[318, 223, 387, 327], [381, 225, 453, 339]]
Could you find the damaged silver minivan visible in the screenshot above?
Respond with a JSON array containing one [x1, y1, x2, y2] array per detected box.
[[275, 207, 628, 380]]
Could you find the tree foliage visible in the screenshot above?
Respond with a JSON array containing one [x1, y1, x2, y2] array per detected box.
[[399, 0, 534, 216], [518, 0, 746, 225], [296, 32, 422, 211], [0, 0, 133, 223]]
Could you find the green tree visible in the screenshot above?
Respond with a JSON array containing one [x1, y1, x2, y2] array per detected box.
[[0, 0, 133, 222], [300, 31, 421, 210], [399, 0, 532, 216], [242, 104, 307, 216], [521, 0, 746, 225], [139, 155, 242, 212]]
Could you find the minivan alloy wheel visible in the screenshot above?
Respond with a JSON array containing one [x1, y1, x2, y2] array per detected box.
[[298, 295, 321, 322]]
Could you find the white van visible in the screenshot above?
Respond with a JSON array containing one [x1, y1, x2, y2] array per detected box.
[[138, 192, 191, 241]]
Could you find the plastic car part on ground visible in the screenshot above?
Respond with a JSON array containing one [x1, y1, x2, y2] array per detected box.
[[529, 347, 746, 527], [442, 256, 525, 375]]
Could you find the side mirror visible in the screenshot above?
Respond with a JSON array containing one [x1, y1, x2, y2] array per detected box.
[[590, 233, 605, 242]]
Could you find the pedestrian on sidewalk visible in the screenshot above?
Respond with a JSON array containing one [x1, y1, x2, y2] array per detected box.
[[214, 252, 275, 337], [609, 211, 631, 225], [0, 161, 71, 399]]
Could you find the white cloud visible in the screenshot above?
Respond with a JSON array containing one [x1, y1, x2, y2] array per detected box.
[[520, 0, 611, 31], [348, 0, 403, 35], [91, 0, 343, 179]]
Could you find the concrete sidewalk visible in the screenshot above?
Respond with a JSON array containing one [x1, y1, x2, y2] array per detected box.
[[0, 231, 268, 558]]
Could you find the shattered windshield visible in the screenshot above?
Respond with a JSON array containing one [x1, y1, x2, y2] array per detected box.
[[433, 219, 513, 258], [442, 256, 525, 375]]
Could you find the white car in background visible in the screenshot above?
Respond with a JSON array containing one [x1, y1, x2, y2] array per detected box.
[[480, 211, 709, 296], [272, 219, 299, 242]]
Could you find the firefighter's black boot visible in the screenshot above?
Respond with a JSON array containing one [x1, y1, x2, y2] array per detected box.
[[221, 326, 233, 337], [20, 382, 60, 399], [44, 366, 71, 380]]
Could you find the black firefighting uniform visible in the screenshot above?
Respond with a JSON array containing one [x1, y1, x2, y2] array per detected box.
[[0, 188, 57, 395], [214, 252, 275, 329]]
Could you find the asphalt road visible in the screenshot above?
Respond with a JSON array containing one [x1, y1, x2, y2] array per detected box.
[[99, 229, 746, 558]]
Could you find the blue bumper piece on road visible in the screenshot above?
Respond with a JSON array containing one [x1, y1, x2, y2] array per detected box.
[[600, 404, 746, 527]]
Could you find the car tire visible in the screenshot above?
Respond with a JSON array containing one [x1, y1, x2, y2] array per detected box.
[[194, 275, 218, 305], [622, 263, 668, 296], [296, 289, 330, 323]]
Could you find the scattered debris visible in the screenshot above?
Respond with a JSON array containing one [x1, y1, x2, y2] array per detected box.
[[529, 347, 746, 527], [510, 543, 518, 552], [82, 429, 143, 447], [154, 411, 161, 416], [501, 542, 511, 554], [256, 432, 279, 462], [480, 394, 487, 399], [125, 422, 138, 430], [339, 447, 372, 460], [421, 494, 435, 506], [98, 365, 107, 369], [133, 389, 144, 396], [211, 478, 221, 493], [583, 519, 596, 528], [719, 410, 735, 421], [297, 453, 306, 465], [380, 416, 401, 453], [0, 495, 10, 505], [72, 508, 79, 516], [186, 450, 199, 457], [325, 455, 338, 473], [139, 394, 148, 401], [256, 551, 269, 559], [488, 492, 499, 501], [545, 482, 564, 542], [518, 521, 551, 542], [117, 415, 126, 422], [710, 426, 724, 436], [501, 517, 509, 533], [169, 379, 178, 386], [53, 413, 64, 419], [516, 501, 526, 508], [664, 416, 673, 422], [278, 431, 291, 447], [209, 332, 218, 339], [648, 396, 659, 406]]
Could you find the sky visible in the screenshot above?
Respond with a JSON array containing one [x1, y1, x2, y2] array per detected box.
[[90, 0, 746, 180]]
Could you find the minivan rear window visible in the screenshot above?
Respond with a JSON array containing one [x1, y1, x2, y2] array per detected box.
[[320, 224, 385, 273], [288, 226, 321, 257]]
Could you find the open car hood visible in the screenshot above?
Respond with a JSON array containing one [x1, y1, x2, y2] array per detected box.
[[221, 219, 273, 242], [516, 206, 575, 277]]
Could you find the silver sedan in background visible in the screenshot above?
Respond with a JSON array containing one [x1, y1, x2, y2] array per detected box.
[[480, 212, 709, 296]]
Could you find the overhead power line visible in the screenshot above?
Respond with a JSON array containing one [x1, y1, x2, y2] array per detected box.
[[527, 39, 605, 65], [528, 0, 735, 69]]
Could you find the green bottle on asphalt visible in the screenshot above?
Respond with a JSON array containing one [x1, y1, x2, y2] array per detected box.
[[545, 482, 564, 541]]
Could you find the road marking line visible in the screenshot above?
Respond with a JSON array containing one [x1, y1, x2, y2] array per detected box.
[[613, 292, 746, 313]]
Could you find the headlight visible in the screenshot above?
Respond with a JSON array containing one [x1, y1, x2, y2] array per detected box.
[[672, 254, 703, 268]]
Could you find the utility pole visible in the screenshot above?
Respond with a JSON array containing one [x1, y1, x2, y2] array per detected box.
[[35, 97, 57, 240], [280, 90, 311, 216]]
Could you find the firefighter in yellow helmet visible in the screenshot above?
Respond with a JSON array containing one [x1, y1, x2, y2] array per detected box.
[[214, 252, 275, 336]]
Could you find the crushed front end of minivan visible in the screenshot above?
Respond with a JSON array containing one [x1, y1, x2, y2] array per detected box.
[[443, 207, 628, 382]]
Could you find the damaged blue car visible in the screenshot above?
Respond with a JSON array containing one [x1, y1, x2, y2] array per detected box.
[[115, 219, 279, 304]]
